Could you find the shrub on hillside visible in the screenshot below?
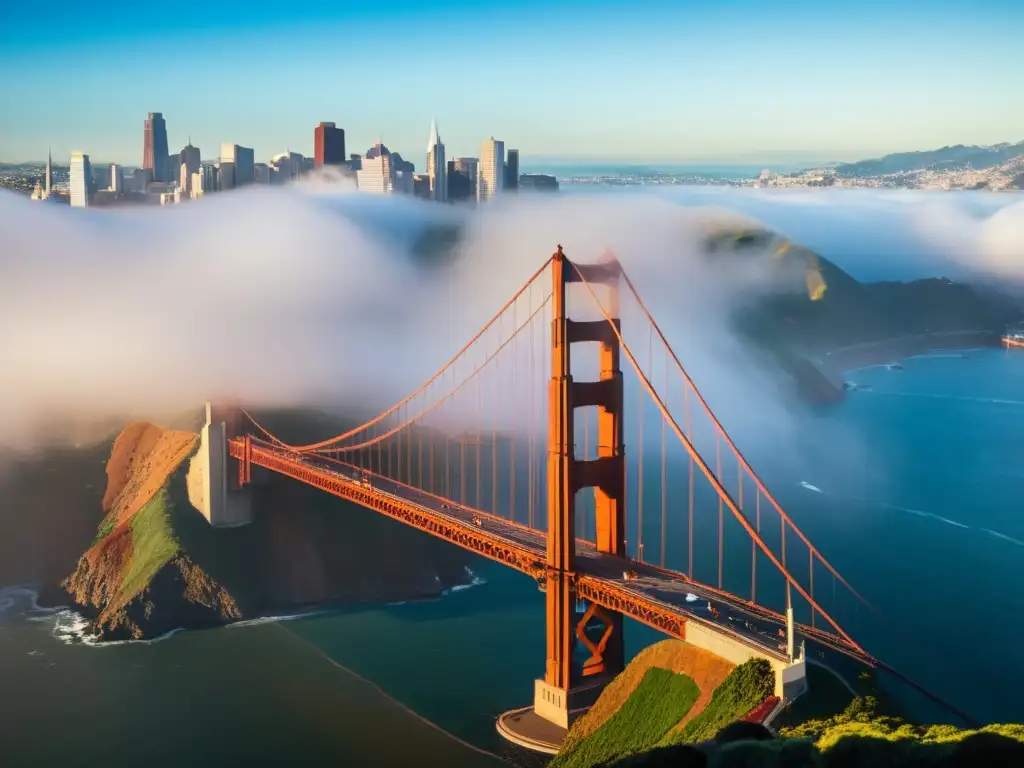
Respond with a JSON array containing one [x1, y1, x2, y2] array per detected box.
[[661, 659, 776, 746]]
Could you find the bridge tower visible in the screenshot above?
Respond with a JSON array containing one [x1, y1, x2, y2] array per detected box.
[[535, 246, 626, 729], [185, 402, 254, 528]]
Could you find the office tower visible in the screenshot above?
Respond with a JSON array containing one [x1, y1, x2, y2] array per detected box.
[[477, 138, 504, 201], [426, 119, 447, 202], [110, 164, 124, 194], [179, 140, 200, 192], [254, 163, 270, 183], [447, 160, 472, 202], [167, 155, 181, 188], [143, 112, 169, 182], [69, 152, 93, 207], [314, 122, 346, 167], [505, 149, 519, 190], [454, 157, 479, 197], [132, 167, 152, 193], [357, 143, 394, 194], [91, 164, 112, 190], [192, 163, 218, 197], [45, 147, 52, 197], [218, 162, 235, 190], [220, 143, 254, 187]]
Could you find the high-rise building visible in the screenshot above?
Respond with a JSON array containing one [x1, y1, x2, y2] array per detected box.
[[478, 138, 504, 202], [357, 143, 394, 194], [69, 152, 93, 207], [505, 149, 519, 190], [220, 143, 254, 187], [314, 122, 346, 167], [143, 112, 169, 182], [254, 163, 270, 184], [426, 119, 447, 203], [270, 151, 305, 183], [356, 142, 412, 194], [110, 164, 124, 194], [454, 157, 478, 197], [179, 141, 200, 192], [45, 147, 52, 198], [192, 163, 218, 198]]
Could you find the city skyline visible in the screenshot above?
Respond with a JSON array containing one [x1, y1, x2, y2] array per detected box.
[[2, 1, 1022, 165]]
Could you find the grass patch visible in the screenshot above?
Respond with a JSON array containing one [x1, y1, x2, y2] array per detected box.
[[551, 668, 700, 768], [661, 658, 775, 746], [113, 485, 180, 608], [91, 515, 118, 546]]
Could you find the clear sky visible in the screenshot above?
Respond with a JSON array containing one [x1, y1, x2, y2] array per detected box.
[[1, 0, 1022, 166]]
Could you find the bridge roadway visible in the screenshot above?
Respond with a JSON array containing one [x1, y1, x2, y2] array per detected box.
[[231, 438, 865, 665]]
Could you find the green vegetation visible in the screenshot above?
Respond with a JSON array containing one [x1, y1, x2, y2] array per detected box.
[[115, 485, 180, 607], [551, 668, 700, 768], [91, 515, 118, 546], [661, 658, 776, 746]]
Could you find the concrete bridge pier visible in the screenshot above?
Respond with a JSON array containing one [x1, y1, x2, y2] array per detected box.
[[186, 402, 254, 527]]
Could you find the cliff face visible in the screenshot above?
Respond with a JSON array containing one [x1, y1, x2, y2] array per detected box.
[[61, 423, 239, 640], [60, 418, 474, 641]]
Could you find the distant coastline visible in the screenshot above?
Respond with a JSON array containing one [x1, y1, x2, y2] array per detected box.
[[818, 330, 1001, 376]]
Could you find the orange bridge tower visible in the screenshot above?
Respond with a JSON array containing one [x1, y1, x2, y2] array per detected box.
[[535, 245, 627, 728]]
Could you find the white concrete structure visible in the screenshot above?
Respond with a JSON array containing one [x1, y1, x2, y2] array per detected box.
[[186, 403, 253, 527], [426, 119, 447, 202], [69, 151, 92, 207], [478, 137, 504, 202]]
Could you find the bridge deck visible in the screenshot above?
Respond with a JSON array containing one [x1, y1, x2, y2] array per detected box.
[[229, 439, 866, 665]]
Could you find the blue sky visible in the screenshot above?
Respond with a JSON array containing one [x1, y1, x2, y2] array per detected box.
[[1, 0, 1022, 166]]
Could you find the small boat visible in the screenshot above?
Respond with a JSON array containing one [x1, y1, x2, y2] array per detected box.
[[886, 362, 903, 371]]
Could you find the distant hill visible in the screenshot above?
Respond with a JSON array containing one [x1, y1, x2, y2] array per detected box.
[[702, 229, 1024, 402], [831, 141, 1024, 178]]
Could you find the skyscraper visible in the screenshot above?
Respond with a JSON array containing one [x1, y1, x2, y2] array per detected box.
[[220, 143, 254, 187], [314, 122, 346, 167], [505, 149, 519, 190], [45, 147, 52, 198], [426, 119, 447, 203], [110, 164, 124, 194], [180, 140, 200, 193], [478, 138, 504, 202], [69, 152, 93, 207], [143, 112, 169, 182]]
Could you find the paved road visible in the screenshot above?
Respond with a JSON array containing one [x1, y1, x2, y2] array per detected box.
[[269, 445, 800, 661]]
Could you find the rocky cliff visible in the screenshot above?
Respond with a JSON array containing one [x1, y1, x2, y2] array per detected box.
[[55, 417, 474, 641]]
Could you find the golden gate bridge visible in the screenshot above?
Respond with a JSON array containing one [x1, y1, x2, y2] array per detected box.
[[217, 245, 975, 743]]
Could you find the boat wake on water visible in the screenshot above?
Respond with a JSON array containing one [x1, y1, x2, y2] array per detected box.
[[796, 483, 1024, 547]]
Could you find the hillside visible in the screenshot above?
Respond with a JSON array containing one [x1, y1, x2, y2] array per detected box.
[[551, 641, 776, 768], [56, 414, 475, 641], [830, 141, 1024, 177], [561, 650, 1024, 767], [703, 229, 1023, 401]]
